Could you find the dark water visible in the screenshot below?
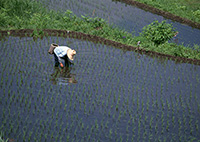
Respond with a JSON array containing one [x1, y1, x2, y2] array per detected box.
[[0, 36, 200, 141], [39, 0, 200, 46]]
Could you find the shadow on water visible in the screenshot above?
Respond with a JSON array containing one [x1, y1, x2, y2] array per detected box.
[[50, 67, 77, 85]]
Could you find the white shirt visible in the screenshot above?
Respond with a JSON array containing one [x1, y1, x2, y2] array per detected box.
[[54, 46, 70, 62]]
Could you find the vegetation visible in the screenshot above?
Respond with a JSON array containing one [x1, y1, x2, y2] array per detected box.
[[0, 132, 8, 142], [0, 35, 200, 141], [0, 0, 200, 59], [1, 0, 200, 141], [141, 20, 177, 46], [134, 0, 200, 23]]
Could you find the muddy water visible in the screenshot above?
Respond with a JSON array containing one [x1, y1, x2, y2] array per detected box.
[[0, 36, 200, 141], [39, 0, 200, 46]]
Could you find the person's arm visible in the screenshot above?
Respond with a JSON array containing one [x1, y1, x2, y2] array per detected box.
[[54, 52, 61, 62], [54, 50, 64, 67]]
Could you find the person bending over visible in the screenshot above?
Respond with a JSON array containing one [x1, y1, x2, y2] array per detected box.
[[49, 43, 76, 67]]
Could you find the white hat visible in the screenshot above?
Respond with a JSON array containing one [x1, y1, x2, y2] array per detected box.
[[67, 49, 76, 60]]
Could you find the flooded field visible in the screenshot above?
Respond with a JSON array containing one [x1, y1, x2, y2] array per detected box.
[[39, 0, 200, 46], [0, 36, 200, 141]]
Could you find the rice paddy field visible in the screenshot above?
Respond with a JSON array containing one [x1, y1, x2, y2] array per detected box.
[[0, 35, 200, 141], [1, 0, 200, 142], [39, 0, 200, 46]]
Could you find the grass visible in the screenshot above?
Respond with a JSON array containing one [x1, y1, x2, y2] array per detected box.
[[1, 1, 200, 142], [134, 0, 200, 23], [0, 0, 200, 60]]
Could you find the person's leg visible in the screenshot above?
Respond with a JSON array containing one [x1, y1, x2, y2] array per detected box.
[[54, 53, 59, 67], [62, 55, 72, 67], [65, 59, 70, 67]]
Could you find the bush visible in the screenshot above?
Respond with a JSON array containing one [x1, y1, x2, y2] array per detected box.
[[141, 20, 177, 46]]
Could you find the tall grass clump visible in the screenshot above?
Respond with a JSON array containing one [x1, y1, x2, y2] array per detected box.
[[141, 20, 176, 46]]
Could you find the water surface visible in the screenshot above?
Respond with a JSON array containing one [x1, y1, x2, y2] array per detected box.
[[0, 36, 199, 141], [39, 0, 200, 46]]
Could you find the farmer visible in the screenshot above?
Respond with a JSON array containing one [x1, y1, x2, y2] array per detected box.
[[49, 43, 76, 67]]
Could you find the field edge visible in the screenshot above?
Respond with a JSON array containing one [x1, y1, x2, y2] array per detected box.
[[1, 29, 200, 65], [117, 0, 200, 29]]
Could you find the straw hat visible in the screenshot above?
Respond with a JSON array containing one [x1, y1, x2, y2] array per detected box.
[[67, 49, 76, 60]]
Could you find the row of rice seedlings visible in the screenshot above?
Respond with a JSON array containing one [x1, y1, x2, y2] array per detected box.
[[1, 36, 200, 141], [32, 36, 200, 140], [3, 36, 132, 141], [59, 61, 139, 140], [1, 76, 191, 140], [0, 52, 179, 102], [135, 55, 199, 139], [1, 38, 49, 139]]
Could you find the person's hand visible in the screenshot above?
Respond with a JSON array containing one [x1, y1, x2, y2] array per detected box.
[[60, 62, 64, 68]]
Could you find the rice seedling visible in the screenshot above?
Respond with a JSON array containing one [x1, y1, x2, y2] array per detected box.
[[1, 29, 200, 142]]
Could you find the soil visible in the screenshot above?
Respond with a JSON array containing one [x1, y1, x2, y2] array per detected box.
[[117, 0, 200, 29], [1, 29, 200, 65]]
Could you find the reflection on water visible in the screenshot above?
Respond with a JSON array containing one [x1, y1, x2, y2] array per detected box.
[[50, 67, 77, 85]]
